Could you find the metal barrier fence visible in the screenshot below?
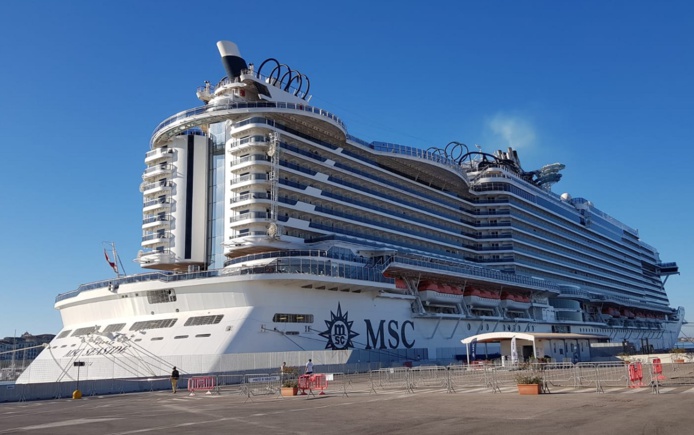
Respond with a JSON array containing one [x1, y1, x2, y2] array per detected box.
[[3, 361, 694, 403], [187, 376, 216, 395], [365, 361, 694, 395]]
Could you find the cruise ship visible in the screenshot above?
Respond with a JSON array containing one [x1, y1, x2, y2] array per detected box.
[[18, 41, 683, 383]]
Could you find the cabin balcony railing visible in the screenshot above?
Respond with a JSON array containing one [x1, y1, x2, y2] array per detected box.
[[142, 215, 170, 225], [142, 164, 174, 180], [143, 198, 171, 212], [144, 147, 173, 163], [141, 181, 173, 195], [141, 232, 170, 246], [229, 211, 270, 223], [231, 192, 271, 204], [230, 173, 268, 184], [230, 154, 271, 165], [228, 135, 269, 150]]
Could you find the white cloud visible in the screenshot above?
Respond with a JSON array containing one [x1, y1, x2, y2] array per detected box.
[[487, 112, 537, 151]]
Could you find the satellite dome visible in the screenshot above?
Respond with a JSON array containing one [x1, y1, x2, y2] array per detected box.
[[560, 193, 572, 201]]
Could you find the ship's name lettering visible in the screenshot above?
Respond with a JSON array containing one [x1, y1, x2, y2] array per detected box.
[[364, 319, 414, 349], [63, 345, 130, 358]]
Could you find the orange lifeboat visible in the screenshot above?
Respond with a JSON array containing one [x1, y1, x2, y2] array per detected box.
[[463, 286, 501, 308], [418, 281, 439, 292], [439, 284, 456, 294], [484, 290, 500, 300], [500, 291, 530, 309], [450, 285, 464, 295]]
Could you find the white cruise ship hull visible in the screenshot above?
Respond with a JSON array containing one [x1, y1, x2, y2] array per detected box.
[[17, 271, 682, 384]]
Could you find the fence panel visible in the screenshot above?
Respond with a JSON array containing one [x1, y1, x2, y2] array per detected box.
[[373, 368, 412, 392], [409, 366, 448, 390]]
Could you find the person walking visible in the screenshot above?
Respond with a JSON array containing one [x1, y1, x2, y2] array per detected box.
[[305, 359, 314, 375], [170, 366, 180, 393]]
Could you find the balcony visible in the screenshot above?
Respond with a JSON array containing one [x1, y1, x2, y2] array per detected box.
[[229, 173, 269, 189], [142, 232, 171, 247], [141, 181, 173, 196], [142, 215, 170, 230], [144, 147, 173, 164], [230, 192, 271, 206], [143, 198, 172, 213], [229, 211, 270, 224], [138, 250, 176, 266], [227, 135, 269, 151], [142, 164, 174, 180]]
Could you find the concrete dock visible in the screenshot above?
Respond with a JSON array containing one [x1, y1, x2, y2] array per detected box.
[[0, 382, 691, 434]]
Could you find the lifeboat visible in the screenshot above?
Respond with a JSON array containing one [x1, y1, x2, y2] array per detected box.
[[418, 281, 439, 292], [500, 291, 531, 310], [622, 309, 636, 319], [463, 286, 501, 308], [450, 285, 464, 295], [418, 281, 463, 303], [439, 284, 457, 294], [394, 278, 407, 290], [602, 307, 625, 318]]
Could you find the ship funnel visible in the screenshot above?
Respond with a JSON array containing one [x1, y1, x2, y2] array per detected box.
[[217, 41, 248, 80]]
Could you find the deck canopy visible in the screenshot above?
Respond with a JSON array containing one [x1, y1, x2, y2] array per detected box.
[[461, 332, 608, 365]]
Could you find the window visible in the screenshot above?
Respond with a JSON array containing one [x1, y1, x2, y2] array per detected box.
[[184, 315, 224, 326], [272, 313, 314, 323], [103, 323, 126, 333], [72, 326, 99, 337], [130, 319, 177, 331], [147, 289, 177, 304]]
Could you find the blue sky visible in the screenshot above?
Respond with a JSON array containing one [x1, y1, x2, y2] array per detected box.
[[1, 1, 692, 339]]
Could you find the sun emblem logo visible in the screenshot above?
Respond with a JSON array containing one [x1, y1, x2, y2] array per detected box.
[[319, 303, 359, 350]]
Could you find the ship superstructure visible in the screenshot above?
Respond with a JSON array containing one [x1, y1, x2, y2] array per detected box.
[[17, 41, 682, 383]]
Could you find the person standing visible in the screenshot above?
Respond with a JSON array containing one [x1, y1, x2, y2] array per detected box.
[[171, 366, 180, 393], [305, 359, 314, 375], [280, 362, 287, 383]]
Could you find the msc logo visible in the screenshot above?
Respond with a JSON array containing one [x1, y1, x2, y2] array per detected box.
[[364, 319, 415, 350], [320, 303, 416, 350], [319, 303, 359, 350]]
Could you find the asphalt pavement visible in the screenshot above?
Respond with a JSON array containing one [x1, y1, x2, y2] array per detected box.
[[0, 381, 691, 435]]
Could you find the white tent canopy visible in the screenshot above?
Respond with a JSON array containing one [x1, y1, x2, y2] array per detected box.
[[461, 332, 607, 365]]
